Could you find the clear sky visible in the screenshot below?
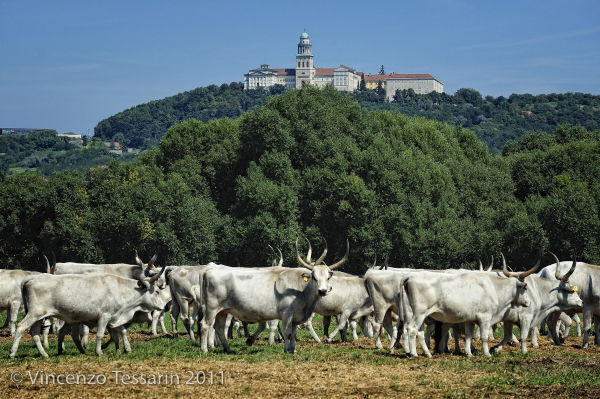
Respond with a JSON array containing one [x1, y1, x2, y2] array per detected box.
[[1, 0, 599, 134]]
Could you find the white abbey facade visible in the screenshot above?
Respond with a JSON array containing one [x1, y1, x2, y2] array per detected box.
[[244, 32, 362, 92]]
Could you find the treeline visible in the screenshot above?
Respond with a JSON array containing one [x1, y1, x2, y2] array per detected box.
[[355, 88, 600, 153], [93, 83, 600, 154], [1, 87, 598, 273], [0, 130, 136, 176], [93, 83, 275, 149]]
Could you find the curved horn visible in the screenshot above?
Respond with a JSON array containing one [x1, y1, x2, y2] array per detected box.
[[487, 255, 494, 272], [268, 245, 277, 266], [314, 238, 328, 265], [148, 263, 167, 284], [328, 239, 349, 270], [562, 259, 577, 282], [296, 238, 314, 270], [277, 247, 283, 267], [551, 252, 563, 281], [501, 252, 518, 278], [478, 259, 484, 271], [135, 250, 143, 267], [44, 255, 51, 274], [518, 258, 540, 280], [147, 254, 158, 269], [304, 237, 313, 263], [371, 256, 377, 269]]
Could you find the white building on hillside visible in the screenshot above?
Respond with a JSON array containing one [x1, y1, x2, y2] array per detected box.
[[244, 31, 362, 92]]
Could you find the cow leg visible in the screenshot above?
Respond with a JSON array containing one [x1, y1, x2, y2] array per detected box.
[[227, 316, 235, 340], [30, 320, 50, 358], [594, 315, 600, 346], [224, 314, 234, 340], [247, 322, 266, 346], [267, 320, 278, 345], [242, 321, 250, 338], [108, 328, 120, 352], [546, 312, 562, 345], [214, 313, 233, 354], [95, 318, 109, 356], [327, 313, 350, 343], [170, 300, 181, 337], [531, 325, 540, 348], [233, 319, 241, 337], [80, 324, 90, 350], [360, 315, 374, 339], [71, 324, 87, 353], [57, 323, 70, 355], [371, 309, 388, 350], [350, 320, 359, 340], [42, 318, 51, 350], [10, 313, 43, 358], [282, 313, 296, 354], [323, 315, 331, 340], [573, 313, 582, 337], [277, 321, 285, 342], [478, 320, 492, 356], [519, 319, 532, 354], [9, 300, 20, 337], [438, 324, 450, 353], [463, 323, 474, 357], [582, 306, 593, 348], [407, 315, 427, 357], [304, 314, 322, 344], [200, 308, 216, 353], [120, 327, 132, 353], [492, 322, 512, 354]]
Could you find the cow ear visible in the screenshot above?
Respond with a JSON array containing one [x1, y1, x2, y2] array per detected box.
[[137, 280, 151, 290], [301, 273, 310, 283]]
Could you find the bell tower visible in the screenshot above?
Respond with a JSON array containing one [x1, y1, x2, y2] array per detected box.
[[295, 31, 315, 88]]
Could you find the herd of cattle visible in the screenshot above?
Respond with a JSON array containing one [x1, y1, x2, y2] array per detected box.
[[1, 240, 599, 359]]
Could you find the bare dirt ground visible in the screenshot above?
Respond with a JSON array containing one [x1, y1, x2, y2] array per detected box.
[[0, 331, 599, 399]]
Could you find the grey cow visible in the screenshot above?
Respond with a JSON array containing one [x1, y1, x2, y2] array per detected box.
[[200, 240, 349, 354], [10, 263, 168, 358]]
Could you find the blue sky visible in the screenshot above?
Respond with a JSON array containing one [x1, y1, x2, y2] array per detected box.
[[1, 0, 599, 134]]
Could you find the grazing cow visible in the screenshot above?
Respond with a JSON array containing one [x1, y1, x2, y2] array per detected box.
[[492, 253, 583, 354], [53, 254, 171, 336], [200, 240, 349, 354], [402, 261, 537, 357], [538, 258, 600, 347], [0, 257, 53, 336], [10, 263, 168, 358], [166, 264, 214, 340]]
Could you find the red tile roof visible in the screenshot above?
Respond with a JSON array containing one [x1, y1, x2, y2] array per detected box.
[[364, 73, 434, 82], [274, 68, 296, 76], [315, 68, 335, 76]]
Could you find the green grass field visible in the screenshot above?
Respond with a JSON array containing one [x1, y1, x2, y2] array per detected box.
[[0, 312, 598, 398]]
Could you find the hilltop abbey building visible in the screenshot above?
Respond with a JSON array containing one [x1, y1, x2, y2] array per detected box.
[[244, 32, 444, 99]]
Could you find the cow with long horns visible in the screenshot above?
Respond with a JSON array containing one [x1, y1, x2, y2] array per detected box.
[[538, 256, 600, 348], [402, 259, 538, 357], [200, 239, 349, 354], [10, 261, 169, 358], [492, 253, 583, 354]]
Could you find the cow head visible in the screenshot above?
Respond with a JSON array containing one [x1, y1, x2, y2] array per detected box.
[[296, 238, 349, 297], [550, 253, 583, 308], [500, 253, 540, 307]]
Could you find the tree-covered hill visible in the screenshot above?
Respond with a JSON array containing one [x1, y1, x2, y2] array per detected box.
[[3, 87, 598, 272], [93, 83, 600, 154], [0, 130, 137, 176], [93, 83, 274, 149]]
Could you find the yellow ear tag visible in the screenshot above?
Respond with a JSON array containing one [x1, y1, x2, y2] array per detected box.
[[303, 276, 309, 282], [572, 285, 578, 292]]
